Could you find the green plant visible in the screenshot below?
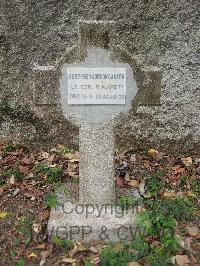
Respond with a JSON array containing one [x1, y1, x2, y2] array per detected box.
[[145, 171, 165, 196], [100, 196, 181, 266], [84, 257, 92, 266], [44, 193, 58, 209], [191, 179, 200, 196], [34, 163, 63, 183], [2, 168, 23, 181], [16, 258, 25, 266], [16, 217, 32, 247], [100, 245, 135, 266], [145, 197, 196, 222], [180, 175, 188, 187], [3, 144, 15, 153], [129, 207, 178, 266], [52, 236, 74, 250], [167, 197, 196, 222], [117, 196, 133, 208], [117, 196, 143, 209]]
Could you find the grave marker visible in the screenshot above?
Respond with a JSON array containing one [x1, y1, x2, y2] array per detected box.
[[32, 21, 161, 242]]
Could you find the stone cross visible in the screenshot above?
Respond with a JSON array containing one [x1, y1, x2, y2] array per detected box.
[[32, 21, 161, 242], [59, 48, 137, 205]]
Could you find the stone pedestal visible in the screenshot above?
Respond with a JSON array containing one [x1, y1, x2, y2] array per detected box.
[[48, 202, 137, 243]]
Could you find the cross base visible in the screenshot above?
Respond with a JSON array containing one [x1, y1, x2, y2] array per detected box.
[[48, 201, 138, 243]]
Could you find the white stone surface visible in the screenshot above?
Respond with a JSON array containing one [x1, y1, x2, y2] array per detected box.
[[67, 67, 126, 105], [48, 203, 137, 243]]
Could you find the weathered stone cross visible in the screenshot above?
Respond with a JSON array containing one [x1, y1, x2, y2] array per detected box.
[[32, 21, 161, 242]]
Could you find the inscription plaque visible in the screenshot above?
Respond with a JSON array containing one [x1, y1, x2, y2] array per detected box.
[[67, 68, 126, 105]]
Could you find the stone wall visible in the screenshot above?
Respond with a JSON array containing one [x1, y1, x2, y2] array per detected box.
[[0, 0, 199, 154]]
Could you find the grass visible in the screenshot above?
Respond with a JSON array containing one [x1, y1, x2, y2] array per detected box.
[[191, 178, 200, 196], [52, 236, 74, 250], [44, 192, 59, 209], [33, 163, 63, 183], [144, 171, 165, 196], [100, 195, 198, 265]]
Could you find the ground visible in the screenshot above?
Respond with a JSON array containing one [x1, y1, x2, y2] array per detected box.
[[0, 142, 199, 266]]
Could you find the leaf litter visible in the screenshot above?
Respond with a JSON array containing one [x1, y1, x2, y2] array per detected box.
[[0, 144, 199, 265]]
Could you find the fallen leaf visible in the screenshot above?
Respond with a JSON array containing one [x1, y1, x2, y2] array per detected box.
[[0, 188, 4, 195], [116, 177, 124, 187], [181, 157, 192, 167], [89, 246, 98, 253], [9, 175, 15, 185], [28, 252, 37, 258], [62, 258, 76, 263], [138, 180, 145, 195], [175, 255, 190, 266], [38, 210, 49, 221], [24, 192, 35, 198], [21, 154, 34, 164], [35, 243, 46, 250], [130, 154, 136, 163], [186, 225, 199, 237], [124, 173, 130, 182], [13, 188, 20, 197], [91, 256, 100, 265], [128, 180, 139, 188], [19, 165, 29, 175], [0, 211, 7, 219], [39, 258, 46, 266], [186, 191, 196, 197], [163, 191, 176, 198], [148, 149, 164, 161], [69, 244, 78, 257], [171, 166, 185, 175], [41, 152, 50, 159], [40, 250, 50, 259], [150, 241, 160, 248], [32, 223, 42, 234], [26, 172, 34, 179], [128, 262, 142, 266]]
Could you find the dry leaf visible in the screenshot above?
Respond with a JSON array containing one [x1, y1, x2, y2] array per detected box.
[[62, 258, 76, 263], [181, 157, 192, 167], [139, 180, 145, 195], [128, 180, 139, 188], [40, 250, 50, 259], [0, 187, 4, 195], [69, 244, 78, 257], [130, 154, 136, 163], [186, 191, 196, 197], [0, 211, 7, 219], [38, 210, 49, 221], [89, 246, 98, 253], [163, 191, 175, 198], [21, 154, 34, 164], [28, 252, 37, 258], [35, 243, 46, 250], [32, 223, 42, 234], [116, 177, 124, 188], [175, 255, 190, 266], [41, 152, 50, 159], [9, 175, 15, 185], [148, 149, 158, 159], [128, 262, 142, 266], [91, 256, 100, 265], [24, 192, 35, 198], [19, 165, 29, 175], [186, 225, 199, 237], [124, 173, 130, 182], [171, 166, 185, 174]]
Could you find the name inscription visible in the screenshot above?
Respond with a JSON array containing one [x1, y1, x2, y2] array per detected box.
[[67, 68, 126, 105]]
